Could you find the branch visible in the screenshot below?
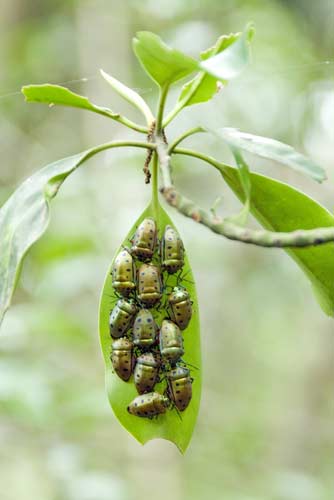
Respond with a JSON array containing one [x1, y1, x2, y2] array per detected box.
[[156, 142, 334, 248]]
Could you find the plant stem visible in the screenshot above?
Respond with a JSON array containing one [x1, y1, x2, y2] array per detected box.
[[100, 110, 148, 133], [80, 140, 156, 164], [155, 144, 334, 248], [151, 152, 159, 221], [156, 84, 169, 134], [168, 127, 205, 153]]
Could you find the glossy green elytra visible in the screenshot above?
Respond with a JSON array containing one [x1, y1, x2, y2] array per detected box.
[[111, 337, 134, 381], [161, 225, 184, 274], [134, 352, 160, 394], [112, 249, 136, 296], [132, 309, 157, 348], [131, 218, 157, 260], [137, 263, 163, 307], [159, 319, 184, 364], [127, 392, 169, 418], [168, 286, 192, 330], [167, 366, 192, 411], [109, 299, 137, 338]]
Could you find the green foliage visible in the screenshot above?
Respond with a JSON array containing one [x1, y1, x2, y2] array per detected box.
[[22, 84, 119, 119], [220, 166, 334, 316], [100, 69, 154, 124], [217, 127, 326, 182], [133, 31, 198, 87], [0, 150, 95, 325], [98, 203, 201, 453]]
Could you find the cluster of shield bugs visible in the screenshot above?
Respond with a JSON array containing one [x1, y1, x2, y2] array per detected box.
[[109, 217, 194, 419]]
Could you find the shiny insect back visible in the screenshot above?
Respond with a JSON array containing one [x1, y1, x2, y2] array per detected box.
[[167, 366, 192, 411], [130, 218, 157, 261], [111, 337, 134, 381], [161, 225, 184, 274], [137, 263, 163, 307], [168, 286, 193, 330], [109, 298, 137, 338], [111, 249, 136, 296], [159, 319, 184, 364], [134, 352, 160, 394], [132, 309, 158, 348], [127, 392, 170, 418]]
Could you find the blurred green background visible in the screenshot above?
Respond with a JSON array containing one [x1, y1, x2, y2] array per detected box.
[[0, 1, 333, 499]]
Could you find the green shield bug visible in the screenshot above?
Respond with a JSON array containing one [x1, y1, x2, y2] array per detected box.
[[132, 309, 157, 348], [159, 319, 184, 364], [168, 286, 193, 330], [167, 366, 192, 411], [112, 249, 136, 296], [111, 337, 134, 381], [127, 392, 170, 418], [137, 263, 163, 307], [109, 299, 137, 338], [161, 225, 184, 274], [130, 217, 157, 260], [134, 352, 160, 394]]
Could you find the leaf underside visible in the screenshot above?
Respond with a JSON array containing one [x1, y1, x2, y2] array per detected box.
[[98, 203, 201, 453], [0, 149, 97, 326], [217, 128, 326, 182], [220, 166, 334, 316]]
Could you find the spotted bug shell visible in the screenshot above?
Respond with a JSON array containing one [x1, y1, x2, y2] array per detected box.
[[131, 218, 157, 260], [161, 225, 184, 274], [134, 352, 160, 394], [137, 263, 162, 307], [127, 392, 169, 418], [109, 299, 137, 338], [112, 249, 136, 296], [168, 286, 192, 330], [159, 319, 184, 364], [132, 309, 157, 348], [111, 337, 134, 381], [167, 366, 192, 411]]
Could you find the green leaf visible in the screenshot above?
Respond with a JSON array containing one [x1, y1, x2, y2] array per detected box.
[[220, 166, 334, 316], [199, 24, 254, 81], [216, 128, 326, 182], [22, 84, 119, 119], [0, 146, 106, 325], [98, 203, 201, 453], [100, 69, 154, 125], [132, 32, 198, 87], [178, 32, 240, 108]]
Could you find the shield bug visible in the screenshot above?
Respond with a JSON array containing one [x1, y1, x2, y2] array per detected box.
[[167, 366, 192, 411], [159, 319, 184, 364], [111, 337, 134, 381], [168, 286, 192, 330], [112, 249, 136, 296], [132, 309, 157, 348], [137, 263, 163, 307], [161, 225, 184, 274], [130, 218, 157, 260], [134, 352, 160, 394], [127, 392, 169, 418], [109, 299, 137, 338]]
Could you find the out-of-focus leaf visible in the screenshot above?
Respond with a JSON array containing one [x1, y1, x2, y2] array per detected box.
[[216, 127, 326, 182], [0, 147, 103, 326], [99, 203, 201, 453], [219, 166, 334, 316], [199, 24, 254, 81], [178, 32, 240, 108], [22, 84, 119, 119], [100, 69, 154, 124], [132, 32, 198, 87]]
